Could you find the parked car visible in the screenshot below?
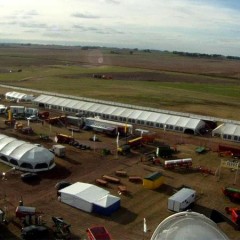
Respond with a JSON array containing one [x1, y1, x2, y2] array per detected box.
[[21, 172, 40, 182], [21, 225, 49, 240], [26, 115, 39, 121], [55, 181, 72, 196]]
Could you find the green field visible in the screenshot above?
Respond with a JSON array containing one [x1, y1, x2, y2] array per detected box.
[[0, 44, 240, 120]]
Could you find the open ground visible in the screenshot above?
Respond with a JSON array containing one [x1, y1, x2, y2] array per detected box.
[[0, 45, 240, 239]]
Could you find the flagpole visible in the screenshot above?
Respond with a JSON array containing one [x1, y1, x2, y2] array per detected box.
[[116, 132, 119, 159], [143, 218, 147, 240]]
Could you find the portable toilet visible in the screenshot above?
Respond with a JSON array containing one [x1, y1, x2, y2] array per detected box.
[[143, 172, 164, 190]]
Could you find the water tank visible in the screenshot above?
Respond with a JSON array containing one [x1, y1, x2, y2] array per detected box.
[[151, 211, 229, 240]]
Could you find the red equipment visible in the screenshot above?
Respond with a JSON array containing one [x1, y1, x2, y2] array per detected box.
[[55, 134, 74, 144], [38, 111, 49, 120], [222, 187, 240, 202], [86, 226, 112, 240], [225, 207, 240, 226]]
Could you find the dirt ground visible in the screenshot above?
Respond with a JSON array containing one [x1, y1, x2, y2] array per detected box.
[[0, 105, 240, 240]]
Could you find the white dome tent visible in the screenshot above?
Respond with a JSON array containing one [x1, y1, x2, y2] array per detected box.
[[150, 211, 229, 240], [0, 134, 55, 172]]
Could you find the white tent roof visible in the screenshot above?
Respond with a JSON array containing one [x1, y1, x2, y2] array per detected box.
[[220, 123, 240, 136], [5, 91, 34, 100], [0, 134, 55, 171], [59, 182, 109, 203], [33, 94, 204, 132], [94, 194, 120, 208]]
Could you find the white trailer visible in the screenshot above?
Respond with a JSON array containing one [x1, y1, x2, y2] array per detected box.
[[52, 145, 66, 157], [168, 188, 196, 212], [10, 106, 25, 116], [25, 107, 38, 117]]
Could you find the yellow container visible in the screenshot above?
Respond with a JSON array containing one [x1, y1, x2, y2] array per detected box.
[[143, 172, 164, 190]]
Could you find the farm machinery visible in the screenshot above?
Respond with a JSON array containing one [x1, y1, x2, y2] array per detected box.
[[52, 216, 71, 240], [222, 187, 240, 202], [225, 207, 240, 228]]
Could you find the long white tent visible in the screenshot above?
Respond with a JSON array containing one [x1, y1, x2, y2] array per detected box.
[[212, 123, 240, 143], [33, 94, 205, 135], [0, 134, 55, 172], [5, 91, 34, 102], [59, 182, 120, 215]]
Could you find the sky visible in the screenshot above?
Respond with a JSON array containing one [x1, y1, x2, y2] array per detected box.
[[0, 0, 240, 56]]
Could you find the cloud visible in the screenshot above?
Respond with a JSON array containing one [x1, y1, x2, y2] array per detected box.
[[105, 0, 120, 4], [72, 12, 100, 19], [24, 10, 39, 16], [73, 24, 124, 35], [20, 22, 48, 29]]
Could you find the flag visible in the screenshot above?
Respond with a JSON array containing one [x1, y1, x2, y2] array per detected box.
[[143, 218, 147, 233]]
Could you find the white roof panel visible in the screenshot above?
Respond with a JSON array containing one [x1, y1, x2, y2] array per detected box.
[[166, 116, 180, 125], [94, 194, 120, 208], [128, 110, 143, 119], [60, 182, 109, 203], [138, 111, 152, 121]]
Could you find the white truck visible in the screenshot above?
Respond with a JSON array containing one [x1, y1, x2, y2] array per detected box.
[[52, 145, 66, 157]]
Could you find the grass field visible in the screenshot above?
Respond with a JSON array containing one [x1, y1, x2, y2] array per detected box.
[[0, 44, 240, 120]]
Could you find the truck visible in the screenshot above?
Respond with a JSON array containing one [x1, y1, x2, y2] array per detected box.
[[52, 145, 66, 157], [86, 226, 112, 240]]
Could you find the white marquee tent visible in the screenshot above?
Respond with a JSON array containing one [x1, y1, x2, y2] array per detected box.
[[5, 91, 34, 102], [212, 123, 240, 143], [59, 182, 120, 215], [0, 134, 55, 172], [33, 94, 205, 134]]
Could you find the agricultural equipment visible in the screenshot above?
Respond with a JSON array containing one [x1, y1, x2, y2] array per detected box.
[[218, 144, 240, 158], [86, 226, 112, 240], [38, 111, 49, 120], [222, 187, 240, 202], [117, 144, 131, 155], [55, 134, 74, 144], [16, 205, 42, 227], [45, 115, 66, 126], [195, 146, 207, 154], [156, 145, 177, 158], [225, 207, 240, 227], [127, 137, 143, 147], [52, 216, 71, 239], [164, 158, 192, 170]]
